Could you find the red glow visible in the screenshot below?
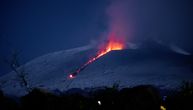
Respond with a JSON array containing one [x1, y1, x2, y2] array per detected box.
[[69, 74, 75, 79], [87, 38, 124, 65], [68, 36, 125, 79]]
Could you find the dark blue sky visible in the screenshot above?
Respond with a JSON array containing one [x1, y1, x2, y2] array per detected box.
[[0, 0, 107, 75], [0, 0, 106, 55], [0, 0, 193, 75]]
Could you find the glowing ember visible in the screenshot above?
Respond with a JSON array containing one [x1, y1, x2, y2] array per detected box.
[[69, 74, 75, 79], [69, 74, 73, 78], [68, 38, 124, 79]]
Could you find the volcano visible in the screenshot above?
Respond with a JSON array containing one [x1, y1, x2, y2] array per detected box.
[[68, 37, 125, 79], [0, 41, 193, 96]]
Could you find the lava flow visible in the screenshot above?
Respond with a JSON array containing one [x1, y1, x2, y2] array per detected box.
[[68, 38, 125, 79]]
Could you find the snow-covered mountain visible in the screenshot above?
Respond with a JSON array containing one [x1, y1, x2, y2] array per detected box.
[[0, 42, 193, 96]]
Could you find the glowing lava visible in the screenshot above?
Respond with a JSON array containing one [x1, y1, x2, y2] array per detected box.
[[68, 38, 125, 79]]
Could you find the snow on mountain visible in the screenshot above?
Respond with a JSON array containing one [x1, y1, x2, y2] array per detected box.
[[170, 44, 191, 55], [0, 42, 193, 96]]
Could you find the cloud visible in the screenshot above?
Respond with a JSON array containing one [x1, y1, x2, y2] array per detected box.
[[104, 0, 193, 53], [106, 0, 131, 41]]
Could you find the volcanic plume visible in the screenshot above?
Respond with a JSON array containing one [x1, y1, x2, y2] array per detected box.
[[68, 0, 130, 79], [68, 36, 125, 79]]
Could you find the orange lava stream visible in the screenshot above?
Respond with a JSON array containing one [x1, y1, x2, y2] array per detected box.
[[86, 41, 124, 65], [68, 39, 124, 79]]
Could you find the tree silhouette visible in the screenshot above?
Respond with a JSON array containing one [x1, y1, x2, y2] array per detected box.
[[5, 51, 32, 92]]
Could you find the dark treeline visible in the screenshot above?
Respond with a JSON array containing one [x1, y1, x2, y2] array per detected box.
[[0, 84, 193, 110]]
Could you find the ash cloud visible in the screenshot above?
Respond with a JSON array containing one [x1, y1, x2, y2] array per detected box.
[[99, 0, 193, 53], [106, 0, 132, 43]]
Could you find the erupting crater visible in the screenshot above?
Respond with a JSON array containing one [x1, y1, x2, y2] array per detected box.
[[68, 37, 125, 79]]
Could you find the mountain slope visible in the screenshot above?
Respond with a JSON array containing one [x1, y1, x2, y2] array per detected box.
[[0, 43, 193, 96]]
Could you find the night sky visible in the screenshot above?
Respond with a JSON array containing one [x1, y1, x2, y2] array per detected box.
[[0, 0, 193, 75]]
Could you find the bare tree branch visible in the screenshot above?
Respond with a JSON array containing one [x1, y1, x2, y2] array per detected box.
[[5, 51, 32, 92]]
